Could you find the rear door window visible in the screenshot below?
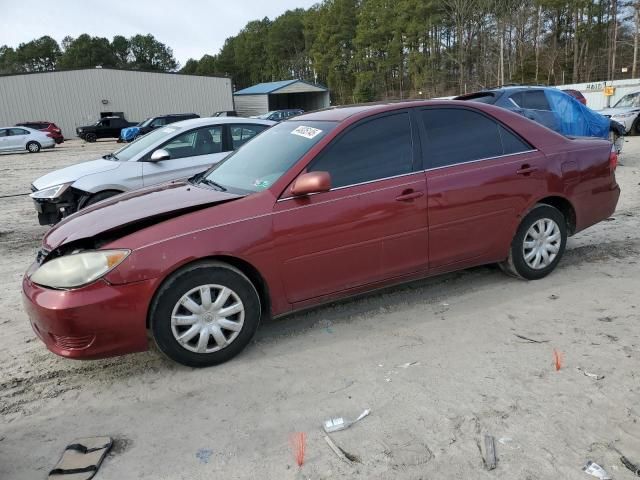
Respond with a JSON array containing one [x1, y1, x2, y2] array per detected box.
[[9, 128, 29, 136], [420, 108, 531, 168], [521, 90, 551, 111], [230, 124, 268, 149], [309, 112, 414, 188]]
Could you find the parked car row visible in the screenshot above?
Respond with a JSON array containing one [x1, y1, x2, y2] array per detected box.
[[23, 99, 620, 368]]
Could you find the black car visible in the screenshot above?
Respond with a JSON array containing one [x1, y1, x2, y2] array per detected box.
[[212, 111, 238, 117], [77, 116, 137, 142], [119, 113, 200, 142]]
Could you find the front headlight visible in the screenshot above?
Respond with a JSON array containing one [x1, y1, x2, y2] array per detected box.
[[613, 112, 636, 119], [30, 250, 130, 289], [30, 183, 72, 200]]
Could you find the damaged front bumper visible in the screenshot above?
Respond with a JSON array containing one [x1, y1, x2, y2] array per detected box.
[[30, 184, 82, 225]]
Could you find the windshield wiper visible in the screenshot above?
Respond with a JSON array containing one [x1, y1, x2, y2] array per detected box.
[[102, 153, 119, 160], [200, 178, 227, 192]]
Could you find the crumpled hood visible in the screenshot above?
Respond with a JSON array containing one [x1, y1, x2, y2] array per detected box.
[[32, 159, 121, 191], [598, 106, 640, 117], [43, 181, 241, 250]]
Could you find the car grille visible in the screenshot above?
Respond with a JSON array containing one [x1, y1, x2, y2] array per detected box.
[[50, 333, 95, 350]]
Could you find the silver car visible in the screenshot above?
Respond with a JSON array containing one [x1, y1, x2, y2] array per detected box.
[[599, 91, 640, 134], [30, 117, 274, 225], [0, 126, 56, 153]]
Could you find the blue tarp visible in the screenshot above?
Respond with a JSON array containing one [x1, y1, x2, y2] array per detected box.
[[120, 126, 141, 142], [544, 89, 610, 139]]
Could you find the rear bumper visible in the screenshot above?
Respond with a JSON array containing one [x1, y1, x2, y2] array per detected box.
[[22, 273, 156, 360], [574, 182, 621, 233]]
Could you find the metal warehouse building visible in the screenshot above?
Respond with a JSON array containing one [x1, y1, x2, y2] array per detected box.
[[233, 80, 330, 117], [0, 68, 234, 138]]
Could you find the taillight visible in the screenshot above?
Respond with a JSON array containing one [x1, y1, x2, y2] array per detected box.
[[609, 145, 618, 171]]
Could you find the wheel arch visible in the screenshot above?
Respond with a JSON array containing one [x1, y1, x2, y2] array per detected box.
[[529, 195, 577, 235], [146, 255, 271, 328]]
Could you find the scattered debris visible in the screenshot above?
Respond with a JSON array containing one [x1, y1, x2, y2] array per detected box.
[[323, 409, 371, 433], [324, 435, 348, 462], [553, 349, 563, 371], [583, 460, 612, 479], [196, 449, 213, 464], [605, 217, 616, 222], [329, 380, 355, 394], [549, 294, 559, 300], [576, 367, 605, 380], [514, 334, 550, 344], [498, 437, 520, 450], [289, 432, 306, 467], [397, 361, 419, 368], [483, 435, 497, 470], [48, 436, 113, 479], [385, 378, 392, 382], [621, 455, 640, 476], [598, 317, 614, 323]]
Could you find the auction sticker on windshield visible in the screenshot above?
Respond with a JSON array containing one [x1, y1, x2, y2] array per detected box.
[[161, 127, 177, 134], [291, 126, 322, 139]]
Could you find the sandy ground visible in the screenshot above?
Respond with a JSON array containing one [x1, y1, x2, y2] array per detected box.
[[0, 137, 639, 479]]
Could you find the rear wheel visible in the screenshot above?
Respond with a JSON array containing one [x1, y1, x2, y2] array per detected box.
[[150, 262, 261, 367], [501, 204, 567, 280], [85, 133, 97, 143], [26, 141, 41, 153]]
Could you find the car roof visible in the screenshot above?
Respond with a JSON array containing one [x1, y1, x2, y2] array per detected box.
[[293, 100, 477, 122], [170, 117, 276, 128]]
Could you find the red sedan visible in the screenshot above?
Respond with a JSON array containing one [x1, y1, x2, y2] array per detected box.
[[22, 101, 620, 367]]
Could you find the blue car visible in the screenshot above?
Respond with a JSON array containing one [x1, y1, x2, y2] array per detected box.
[[456, 86, 624, 152]]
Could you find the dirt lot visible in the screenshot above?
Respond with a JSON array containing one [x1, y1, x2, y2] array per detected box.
[[1, 137, 639, 479]]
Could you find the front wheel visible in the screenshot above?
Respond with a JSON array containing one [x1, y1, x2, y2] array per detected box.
[[150, 262, 261, 367], [84, 133, 97, 143], [501, 204, 567, 280], [26, 141, 41, 153]]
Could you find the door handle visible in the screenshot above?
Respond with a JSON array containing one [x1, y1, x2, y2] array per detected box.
[[395, 190, 424, 202], [516, 165, 538, 175]]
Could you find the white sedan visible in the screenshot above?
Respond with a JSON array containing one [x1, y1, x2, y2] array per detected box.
[[30, 117, 275, 225], [0, 126, 55, 153]]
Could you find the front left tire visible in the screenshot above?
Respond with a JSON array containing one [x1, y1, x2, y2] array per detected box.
[[150, 261, 262, 367]]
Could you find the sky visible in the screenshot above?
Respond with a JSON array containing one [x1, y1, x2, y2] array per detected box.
[[0, 0, 318, 66]]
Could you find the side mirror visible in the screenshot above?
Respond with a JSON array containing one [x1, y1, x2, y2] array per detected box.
[[290, 171, 331, 197], [149, 149, 170, 162]]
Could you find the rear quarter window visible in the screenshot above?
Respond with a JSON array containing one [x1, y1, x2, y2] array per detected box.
[[420, 108, 532, 168]]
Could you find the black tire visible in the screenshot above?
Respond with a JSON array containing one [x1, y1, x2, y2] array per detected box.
[[501, 204, 567, 280], [85, 133, 97, 143], [150, 261, 261, 367], [26, 141, 41, 153], [82, 190, 121, 209], [632, 118, 640, 136]]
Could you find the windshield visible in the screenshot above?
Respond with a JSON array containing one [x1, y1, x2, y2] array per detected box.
[[614, 93, 640, 108], [200, 120, 336, 194], [111, 125, 182, 161], [138, 118, 153, 127]]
